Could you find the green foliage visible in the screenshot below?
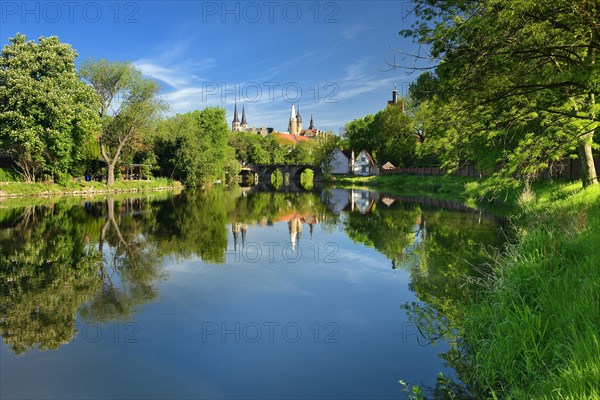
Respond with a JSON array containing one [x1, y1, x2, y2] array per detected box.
[[343, 104, 418, 166], [401, 0, 599, 192], [300, 169, 314, 190], [0, 178, 180, 197], [271, 169, 283, 188], [228, 131, 323, 166], [80, 59, 164, 186], [343, 114, 376, 156], [0, 34, 100, 182], [153, 107, 235, 187], [312, 133, 347, 174], [0, 167, 21, 182]]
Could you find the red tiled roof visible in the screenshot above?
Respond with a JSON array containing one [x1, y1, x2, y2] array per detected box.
[[273, 132, 310, 144]]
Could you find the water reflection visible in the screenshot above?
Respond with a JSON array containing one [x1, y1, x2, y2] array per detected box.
[[1, 187, 505, 397]]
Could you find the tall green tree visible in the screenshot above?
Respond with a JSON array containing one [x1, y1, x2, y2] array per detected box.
[[80, 59, 163, 186], [401, 0, 599, 189], [372, 105, 417, 166], [343, 105, 417, 166], [0, 34, 100, 182], [154, 107, 234, 186], [342, 114, 376, 156]]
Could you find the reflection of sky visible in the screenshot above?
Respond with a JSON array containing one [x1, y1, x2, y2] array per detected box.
[[1, 216, 455, 399]]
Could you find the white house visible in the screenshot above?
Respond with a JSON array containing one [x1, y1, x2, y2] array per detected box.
[[353, 150, 376, 176], [325, 148, 353, 174]]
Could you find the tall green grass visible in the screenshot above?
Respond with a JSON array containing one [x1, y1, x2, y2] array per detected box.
[[462, 183, 600, 399]]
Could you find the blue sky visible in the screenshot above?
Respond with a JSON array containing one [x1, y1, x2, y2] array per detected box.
[[1, 1, 429, 133]]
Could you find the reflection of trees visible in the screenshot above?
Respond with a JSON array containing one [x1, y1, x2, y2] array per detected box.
[[343, 200, 506, 397], [344, 201, 505, 398], [151, 189, 240, 263], [228, 191, 329, 225], [0, 205, 102, 354], [344, 203, 423, 267], [0, 197, 166, 354], [80, 197, 165, 322]]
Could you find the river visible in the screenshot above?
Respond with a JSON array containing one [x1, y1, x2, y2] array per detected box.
[[0, 187, 507, 399]]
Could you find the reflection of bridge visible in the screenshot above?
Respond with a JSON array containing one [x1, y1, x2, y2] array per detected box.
[[240, 164, 321, 188]]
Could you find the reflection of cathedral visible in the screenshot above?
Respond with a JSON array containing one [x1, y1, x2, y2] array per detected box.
[[231, 223, 248, 251], [288, 217, 303, 252], [230, 213, 321, 254]]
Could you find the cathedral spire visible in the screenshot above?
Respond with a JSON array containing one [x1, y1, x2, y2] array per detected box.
[[309, 113, 315, 130], [241, 105, 247, 126], [296, 103, 302, 123], [233, 103, 239, 123], [232, 103, 241, 131]]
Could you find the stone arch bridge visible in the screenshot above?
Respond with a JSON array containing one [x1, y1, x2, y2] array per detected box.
[[240, 164, 321, 189]]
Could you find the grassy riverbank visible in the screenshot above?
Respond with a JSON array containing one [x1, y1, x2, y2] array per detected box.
[[325, 174, 474, 201], [460, 182, 600, 399], [0, 178, 183, 198], [334, 174, 599, 398]]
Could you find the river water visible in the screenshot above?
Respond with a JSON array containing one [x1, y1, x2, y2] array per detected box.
[[0, 187, 506, 399]]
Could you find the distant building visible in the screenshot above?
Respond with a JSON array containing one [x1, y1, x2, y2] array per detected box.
[[325, 148, 377, 176], [381, 161, 396, 171], [327, 148, 353, 174], [231, 103, 323, 140], [353, 149, 377, 176], [387, 85, 404, 112]]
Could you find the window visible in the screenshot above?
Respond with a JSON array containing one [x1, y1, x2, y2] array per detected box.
[[362, 165, 367, 172], [361, 156, 366, 163]]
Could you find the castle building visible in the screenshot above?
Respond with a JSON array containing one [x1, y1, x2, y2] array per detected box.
[[231, 102, 323, 140]]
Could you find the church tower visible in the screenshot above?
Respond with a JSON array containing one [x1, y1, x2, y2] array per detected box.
[[387, 85, 404, 112], [241, 105, 248, 130], [309, 113, 315, 130], [232, 103, 241, 131], [296, 103, 303, 133], [288, 103, 297, 135]]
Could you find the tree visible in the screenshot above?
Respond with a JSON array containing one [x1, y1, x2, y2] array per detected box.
[[80, 59, 163, 186], [289, 140, 315, 164], [0, 34, 100, 182], [401, 0, 599, 189], [343, 105, 417, 167], [342, 114, 376, 155], [372, 105, 417, 166], [154, 107, 235, 186], [313, 132, 347, 174]]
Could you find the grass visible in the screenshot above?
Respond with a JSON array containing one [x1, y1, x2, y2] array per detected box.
[[461, 182, 600, 399], [0, 178, 183, 198], [325, 174, 475, 201]]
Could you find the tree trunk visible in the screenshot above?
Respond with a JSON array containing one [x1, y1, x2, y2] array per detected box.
[[579, 133, 598, 188], [107, 164, 115, 186]]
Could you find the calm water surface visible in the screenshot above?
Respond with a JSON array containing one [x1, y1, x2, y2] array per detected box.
[[0, 187, 506, 399]]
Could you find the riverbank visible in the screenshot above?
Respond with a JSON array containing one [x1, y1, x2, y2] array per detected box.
[[325, 174, 474, 202], [333, 174, 599, 399], [0, 178, 184, 198], [459, 181, 600, 399]]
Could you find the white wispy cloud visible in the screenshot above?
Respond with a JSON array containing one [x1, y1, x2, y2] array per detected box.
[[340, 24, 378, 40]]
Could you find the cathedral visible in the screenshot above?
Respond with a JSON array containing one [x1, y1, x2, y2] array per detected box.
[[232, 103, 322, 139]]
